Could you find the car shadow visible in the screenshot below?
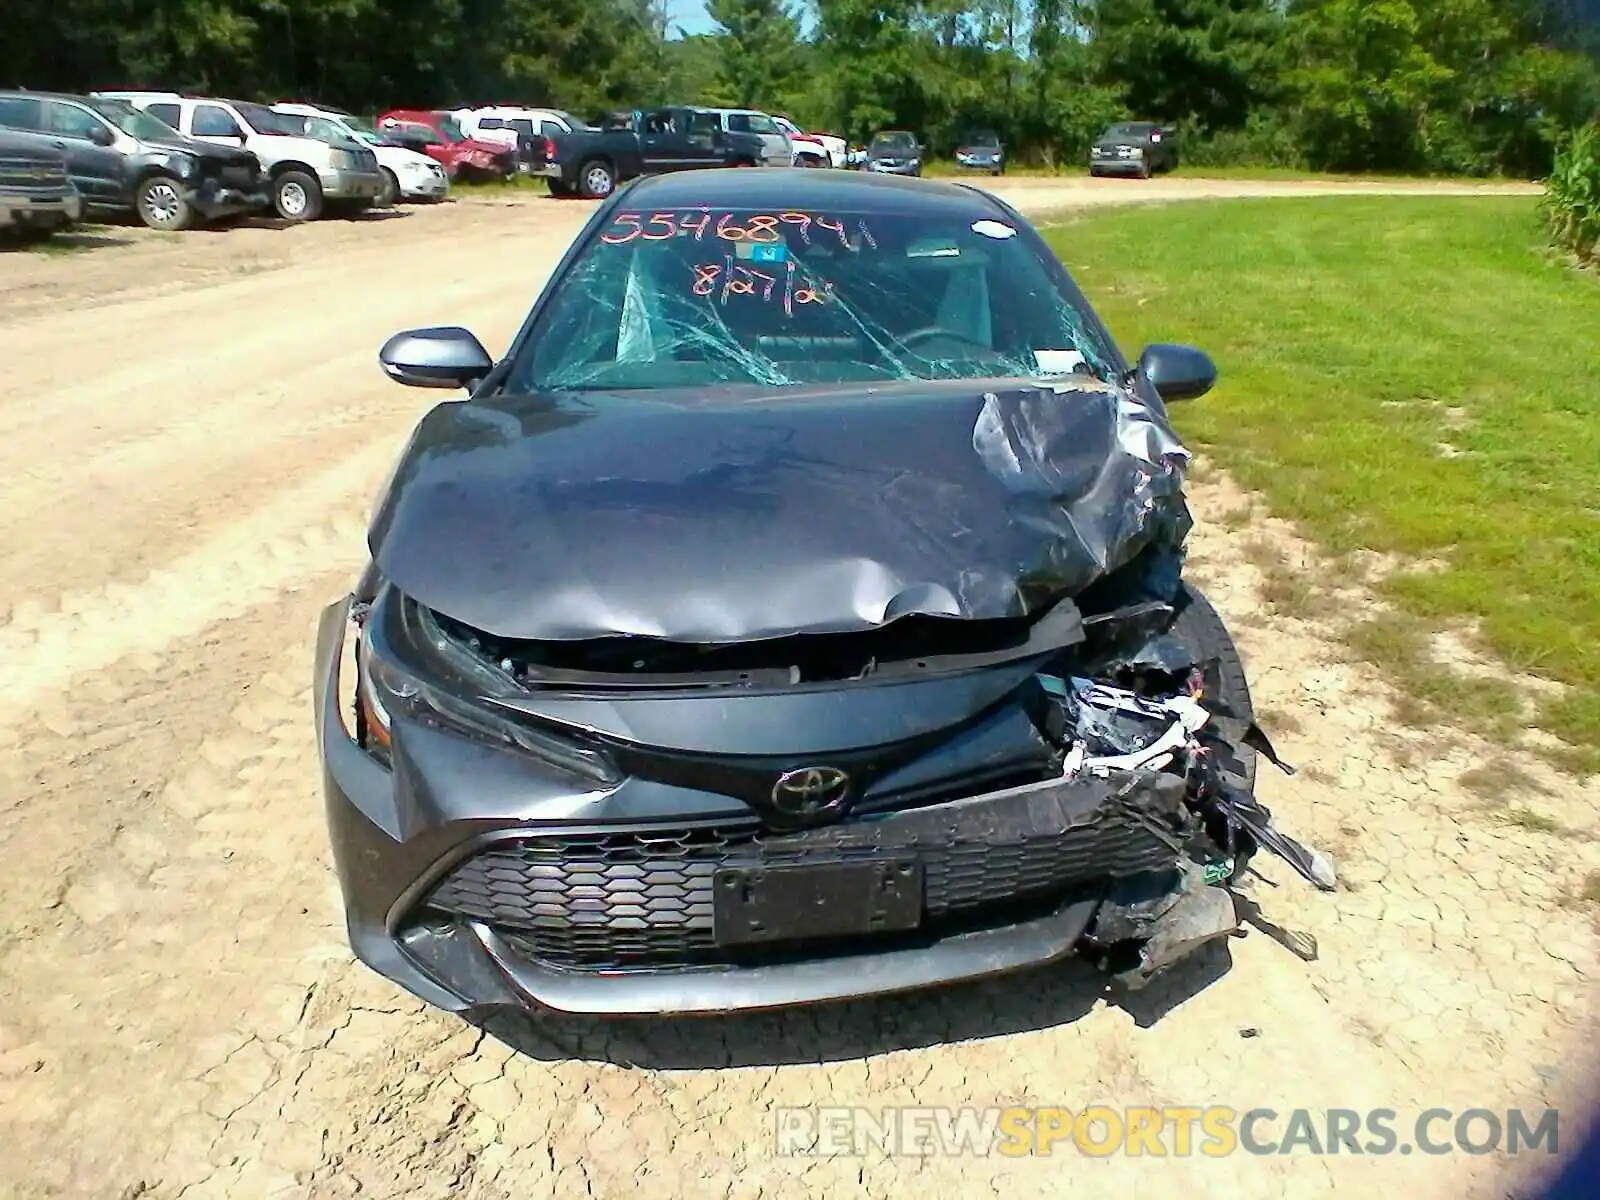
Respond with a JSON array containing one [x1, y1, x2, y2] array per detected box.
[[1, 225, 136, 253], [339, 207, 409, 222], [472, 937, 1235, 1069]]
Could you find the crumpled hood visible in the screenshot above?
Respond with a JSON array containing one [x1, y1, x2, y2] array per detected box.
[[139, 131, 257, 167], [368, 377, 1192, 643]]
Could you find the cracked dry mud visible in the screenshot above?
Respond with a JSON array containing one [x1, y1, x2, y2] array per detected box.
[[1, 176, 1590, 1200]]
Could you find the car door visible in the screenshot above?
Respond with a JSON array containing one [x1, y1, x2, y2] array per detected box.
[[42, 100, 125, 205], [682, 111, 723, 169], [191, 102, 248, 150], [638, 109, 688, 172]]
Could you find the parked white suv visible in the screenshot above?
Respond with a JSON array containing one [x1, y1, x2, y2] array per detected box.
[[93, 91, 386, 221], [272, 102, 448, 205], [454, 105, 582, 141]]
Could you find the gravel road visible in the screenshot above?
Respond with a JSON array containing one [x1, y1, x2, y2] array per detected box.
[[2, 174, 1591, 1200]]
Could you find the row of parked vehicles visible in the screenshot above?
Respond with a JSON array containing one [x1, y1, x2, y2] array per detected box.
[[0, 87, 1180, 241]]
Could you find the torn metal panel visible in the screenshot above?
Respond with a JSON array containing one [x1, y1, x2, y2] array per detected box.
[[1041, 672, 1338, 893], [368, 376, 1193, 643]]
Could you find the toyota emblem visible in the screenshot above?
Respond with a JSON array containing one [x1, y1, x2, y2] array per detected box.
[[770, 765, 853, 821]]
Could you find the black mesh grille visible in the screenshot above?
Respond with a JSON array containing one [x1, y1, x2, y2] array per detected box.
[[423, 779, 1186, 970]]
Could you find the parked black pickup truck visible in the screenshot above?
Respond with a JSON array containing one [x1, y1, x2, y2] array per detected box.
[[547, 106, 767, 199]]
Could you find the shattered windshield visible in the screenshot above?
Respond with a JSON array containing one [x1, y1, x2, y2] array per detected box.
[[512, 205, 1117, 391]]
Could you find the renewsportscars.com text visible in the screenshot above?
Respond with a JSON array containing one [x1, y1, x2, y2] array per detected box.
[[773, 1105, 1561, 1158]]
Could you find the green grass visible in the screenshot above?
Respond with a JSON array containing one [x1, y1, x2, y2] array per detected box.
[[1044, 197, 1600, 764], [449, 174, 555, 199], [922, 161, 1509, 183]]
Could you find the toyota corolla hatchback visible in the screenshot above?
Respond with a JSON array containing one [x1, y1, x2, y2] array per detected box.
[[314, 169, 1332, 1021]]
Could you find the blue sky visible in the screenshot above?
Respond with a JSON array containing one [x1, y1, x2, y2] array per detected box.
[[666, 1, 718, 37]]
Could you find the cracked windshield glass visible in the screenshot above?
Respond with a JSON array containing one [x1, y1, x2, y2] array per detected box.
[[513, 206, 1115, 391]]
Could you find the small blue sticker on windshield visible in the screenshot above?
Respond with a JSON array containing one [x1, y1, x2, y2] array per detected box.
[[749, 243, 788, 264]]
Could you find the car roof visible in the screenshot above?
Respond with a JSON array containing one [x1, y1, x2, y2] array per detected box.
[[0, 90, 100, 105], [622, 169, 1007, 219]]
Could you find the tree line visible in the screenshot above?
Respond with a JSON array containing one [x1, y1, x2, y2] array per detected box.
[[4, 0, 1598, 177]]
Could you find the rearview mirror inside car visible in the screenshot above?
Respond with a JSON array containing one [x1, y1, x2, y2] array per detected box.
[[1133, 343, 1216, 402], [378, 326, 494, 390]]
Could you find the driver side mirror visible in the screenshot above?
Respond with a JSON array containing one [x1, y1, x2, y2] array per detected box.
[[379, 326, 493, 390], [88, 124, 115, 147], [1132, 343, 1216, 402]]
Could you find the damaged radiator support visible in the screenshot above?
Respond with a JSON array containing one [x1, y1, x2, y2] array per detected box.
[[1041, 670, 1337, 989]]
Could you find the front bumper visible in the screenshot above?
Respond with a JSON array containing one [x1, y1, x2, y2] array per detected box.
[[864, 161, 921, 176], [1090, 155, 1147, 175], [320, 167, 387, 200], [398, 168, 450, 199], [0, 187, 81, 229], [956, 157, 1002, 171], [191, 179, 269, 219], [313, 598, 1216, 1018]]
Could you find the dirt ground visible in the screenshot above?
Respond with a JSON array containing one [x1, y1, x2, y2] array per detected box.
[[2, 173, 1592, 1200]]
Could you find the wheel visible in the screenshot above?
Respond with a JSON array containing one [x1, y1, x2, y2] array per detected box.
[[1170, 583, 1257, 791], [1137, 161, 1152, 180], [135, 174, 194, 231], [377, 169, 400, 208], [547, 179, 575, 198], [273, 169, 323, 222], [577, 159, 615, 199]]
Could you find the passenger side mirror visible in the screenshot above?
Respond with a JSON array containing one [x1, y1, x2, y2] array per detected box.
[[378, 326, 494, 390], [88, 124, 115, 147], [1132, 343, 1216, 402]]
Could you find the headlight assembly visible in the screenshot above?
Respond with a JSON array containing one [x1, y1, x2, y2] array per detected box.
[[354, 591, 620, 786]]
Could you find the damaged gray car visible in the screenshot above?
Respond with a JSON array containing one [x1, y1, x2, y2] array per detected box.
[[313, 169, 1334, 1020]]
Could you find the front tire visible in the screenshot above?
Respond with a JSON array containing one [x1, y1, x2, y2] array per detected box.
[[273, 169, 323, 222], [577, 159, 615, 199], [135, 175, 194, 231], [377, 169, 400, 208], [547, 178, 575, 198]]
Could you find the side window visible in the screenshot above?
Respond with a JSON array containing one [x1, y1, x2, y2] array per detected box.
[[687, 113, 718, 144], [0, 96, 43, 130], [539, 120, 564, 138], [145, 102, 181, 129], [508, 119, 534, 137], [479, 118, 505, 130], [193, 104, 243, 137], [46, 102, 107, 140], [727, 114, 751, 133]]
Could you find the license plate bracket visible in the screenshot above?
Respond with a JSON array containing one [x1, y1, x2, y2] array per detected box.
[[712, 859, 923, 947]]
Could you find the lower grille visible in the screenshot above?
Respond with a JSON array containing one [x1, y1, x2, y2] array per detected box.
[[423, 777, 1187, 970]]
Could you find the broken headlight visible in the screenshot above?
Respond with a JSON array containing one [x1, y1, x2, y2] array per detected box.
[[353, 590, 620, 786]]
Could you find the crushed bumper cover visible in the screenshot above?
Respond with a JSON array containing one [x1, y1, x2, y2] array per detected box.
[[192, 182, 269, 220], [314, 598, 1232, 1017]]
